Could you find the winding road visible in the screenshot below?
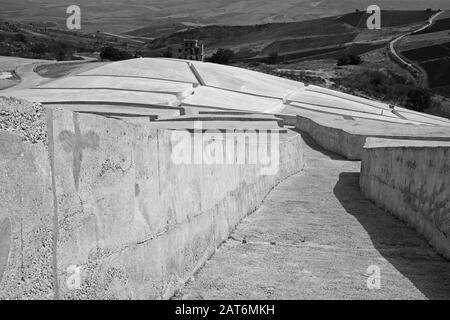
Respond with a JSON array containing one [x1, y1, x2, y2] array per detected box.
[[0, 55, 99, 93], [389, 10, 445, 87]]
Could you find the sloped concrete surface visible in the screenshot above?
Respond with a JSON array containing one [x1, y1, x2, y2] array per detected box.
[[360, 138, 450, 259], [177, 135, 450, 300], [290, 110, 450, 160]]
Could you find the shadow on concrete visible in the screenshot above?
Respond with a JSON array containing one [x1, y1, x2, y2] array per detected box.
[[334, 172, 450, 300], [295, 130, 345, 160]]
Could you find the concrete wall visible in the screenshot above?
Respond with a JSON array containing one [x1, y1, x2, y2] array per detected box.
[[0, 108, 305, 299], [0, 132, 55, 299], [360, 139, 450, 259], [295, 114, 366, 160], [50, 109, 304, 299], [294, 114, 450, 161]]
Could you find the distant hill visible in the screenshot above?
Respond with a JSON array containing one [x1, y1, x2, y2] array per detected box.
[[337, 9, 437, 28], [0, 20, 143, 61], [145, 18, 354, 52], [2, 0, 449, 33], [142, 10, 437, 61]]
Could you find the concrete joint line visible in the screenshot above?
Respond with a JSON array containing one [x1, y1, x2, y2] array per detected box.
[[45, 108, 60, 300], [188, 63, 206, 86]]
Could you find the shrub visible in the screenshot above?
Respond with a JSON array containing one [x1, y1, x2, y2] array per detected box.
[[405, 88, 432, 111], [266, 51, 279, 64], [30, 43, 47, 54], [334, 69, 432, 112], [337, 54, 362, 66], [208, 48, 234, 65], [100, 46, 133, 61], [14, 33, 26, 43]]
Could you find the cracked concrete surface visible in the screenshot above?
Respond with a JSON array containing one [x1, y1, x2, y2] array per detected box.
[[176, 134, 450, 300]]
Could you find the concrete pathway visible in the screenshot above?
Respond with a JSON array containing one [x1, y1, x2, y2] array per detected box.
[[1, 56, 101, 93], [176, 134, 450, 300]]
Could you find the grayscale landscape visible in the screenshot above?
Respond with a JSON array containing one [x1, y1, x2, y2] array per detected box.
[[0, 0, 449, 302]]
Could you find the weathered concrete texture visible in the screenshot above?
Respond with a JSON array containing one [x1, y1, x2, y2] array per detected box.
[[177, 135, 450, 300], [190, 61, 302, 98], [360, 138, 450, 259], [292, 111, 450, 160], [38, 76, 194, 97], [79, 58, 199, 84], [7, 89, 179, 107], [0, 132, 55, 299], [48, 109, 304, 299], [4, 58, 450, 129], [182, 86, 285, 114]]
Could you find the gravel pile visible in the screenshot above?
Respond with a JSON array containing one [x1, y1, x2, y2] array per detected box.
[[0, 96, 47, 145]]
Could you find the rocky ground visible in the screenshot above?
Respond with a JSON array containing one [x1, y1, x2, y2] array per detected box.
[[0, 96, 47, 145]]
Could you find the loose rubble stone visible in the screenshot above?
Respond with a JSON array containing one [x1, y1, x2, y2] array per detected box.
[[0, 96, 47, 145]]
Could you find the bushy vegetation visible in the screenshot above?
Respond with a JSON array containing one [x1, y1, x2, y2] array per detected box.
[[207, 48, 234, 65], [337, 54, 362, 66], [266, 51, 279, 64], [405, 88, 432, 111], [100, 46, 133, 61], [335, 69, 432, 111]]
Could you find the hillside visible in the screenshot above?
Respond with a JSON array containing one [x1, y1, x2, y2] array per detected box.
[[0, 20, 143, 61], [396, 11, 450, 98], [143, 10, 436, 62], [337, 9, 437, 28], [2, 0, 449, 33], [145, 18, 355, 54]]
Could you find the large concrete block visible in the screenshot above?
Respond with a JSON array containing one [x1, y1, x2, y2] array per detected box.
[[45, 109, 305, 299], [0, 133, 54, 299], [360, 139, 450, 259]]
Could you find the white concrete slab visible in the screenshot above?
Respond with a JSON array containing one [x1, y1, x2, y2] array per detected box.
[[79, 58, 198, 84], [286, 102, 426, 125], [364, 138, 450, 148], [287, 90, 389, 116], [182, 86, 285, 114], [38, 75, 194, 96], [4, 88, 179, 106], [45, 103, 181, 117], [305, 85, 389, 110], [191, 61, 303, 98]]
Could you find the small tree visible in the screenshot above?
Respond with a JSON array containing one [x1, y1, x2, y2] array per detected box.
[[30, 43, 47, 55], [14, 33, 26, 43], [208, 48, 234, 65], [337, 54, 362, 66], [100, 46, 133, 61], [405, 88, 431, 112], [266, 51, 279, 64]]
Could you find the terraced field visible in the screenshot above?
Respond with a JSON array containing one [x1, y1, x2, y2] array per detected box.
[[337, 10, 437, 28], [147, 18, 355, 52], [421, 59, 450, 88], [261, 33, 358, 55], [402, 43, 450, 61], [400, 40, 450, 95], [414, 17, 450, 34]]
